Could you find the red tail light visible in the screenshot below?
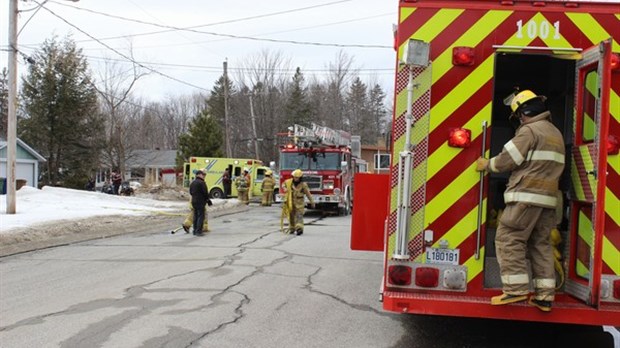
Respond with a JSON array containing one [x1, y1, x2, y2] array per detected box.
[[452, 47, 475, 66], [448, 128, 472, 148], [608, 135, 619, 155], [613, 279, 620, 299], [388, 265, 412, 286], [415, 267, 440, 287], [190, 157, 197, 163], [611, 53, 620, 72]]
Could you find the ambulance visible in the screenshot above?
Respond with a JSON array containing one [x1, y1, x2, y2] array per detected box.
[[183, 157, 276, 200], [351, 0, 619, 326]]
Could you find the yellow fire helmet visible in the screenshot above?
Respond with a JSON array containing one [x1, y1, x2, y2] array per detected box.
[[510, 90, 545, 113], [292, 169, 303, 178], [265, 170, 273, 176]]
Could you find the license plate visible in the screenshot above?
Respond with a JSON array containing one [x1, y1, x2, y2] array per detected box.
[[425, 248, 459, 265]]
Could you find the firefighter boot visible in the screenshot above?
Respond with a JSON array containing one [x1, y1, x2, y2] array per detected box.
[[491, 293, 527, 305], [296, 229, 303, 236], [528, 298, 552, 312]]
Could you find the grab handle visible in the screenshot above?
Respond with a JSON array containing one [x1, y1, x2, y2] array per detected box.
[[475, 120, 488, 260]]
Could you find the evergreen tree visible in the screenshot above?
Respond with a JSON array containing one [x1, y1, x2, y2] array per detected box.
[[368, 83, 388, 143], [345, 77, 369, 137], [176, 109, 224, 167], [0, 68, 8, 137], [207, 74, 236, 155], [19, 36, 102, 188], [284, 67, 311, 127]]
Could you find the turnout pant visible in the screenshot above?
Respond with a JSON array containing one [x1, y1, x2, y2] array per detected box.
[[183, 203, 208, 231], [495, 203, 556, 301]]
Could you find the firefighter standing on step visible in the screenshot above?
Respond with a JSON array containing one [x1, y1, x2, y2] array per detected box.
[[261, 170, 276, 206], [235, 168, 250, 205], [282, 169, 315, 235], [476, 90, 565, 312]]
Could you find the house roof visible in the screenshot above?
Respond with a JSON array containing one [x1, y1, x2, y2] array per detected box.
[[125, 149, 177, 169], [0, 137, 47, 162]]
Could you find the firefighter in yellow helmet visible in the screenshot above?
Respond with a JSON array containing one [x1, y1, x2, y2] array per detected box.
[[476, 89, 565, 312], [235, 168, 250, 205], [261, 170, 276, 206], [282, 169, 315, 235]]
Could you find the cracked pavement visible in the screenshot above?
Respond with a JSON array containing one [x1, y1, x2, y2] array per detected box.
[[0, 205, 403, 348]]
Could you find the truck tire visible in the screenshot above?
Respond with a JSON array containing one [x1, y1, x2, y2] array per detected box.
[[210, 187, 225, 199]]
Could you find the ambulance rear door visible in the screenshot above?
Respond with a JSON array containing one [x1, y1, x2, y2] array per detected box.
[[566, 39, 613, 308]]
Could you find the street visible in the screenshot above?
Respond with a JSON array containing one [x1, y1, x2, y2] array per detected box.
[[0, 205, 615, 348]]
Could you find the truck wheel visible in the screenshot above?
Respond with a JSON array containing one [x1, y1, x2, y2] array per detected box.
[[210, 188, 225, 199]]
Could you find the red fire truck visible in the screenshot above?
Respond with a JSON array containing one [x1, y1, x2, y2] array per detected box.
[[277, 124, 358, 215], [351, 0, 620, 327]]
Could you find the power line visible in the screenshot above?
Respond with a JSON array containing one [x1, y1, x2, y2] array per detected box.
[[34, 1, 210, 92], [13, 45, 395, 74], [46, 0, 392, 49]]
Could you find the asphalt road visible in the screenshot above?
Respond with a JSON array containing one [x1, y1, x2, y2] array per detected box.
[[0, 205, 616, 348]]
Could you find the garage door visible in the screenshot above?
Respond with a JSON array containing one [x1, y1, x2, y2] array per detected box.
[[0, 161, 36, 188]]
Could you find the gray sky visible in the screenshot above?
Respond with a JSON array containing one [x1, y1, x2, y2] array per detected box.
[[1, 0, 398, 101]]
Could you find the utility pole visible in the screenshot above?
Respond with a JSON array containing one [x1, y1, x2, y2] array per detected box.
[[223, 60, 232, 157], [6, 0, 18, 214], [248, 94, 260, 160]]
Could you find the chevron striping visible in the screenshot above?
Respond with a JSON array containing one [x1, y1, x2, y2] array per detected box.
[[603, 236, 620, 275], [606, 187, 620, 228], [565, 13, 620, 51], [431, 201, 485, 250], [405, 9, 464, 44], [571, 157, 587, 201], [464, 246, 485, 282], [400, 7, 416, 23], [431, 10, 513, 84], [425, 162, 480, 225], [427, 103, 491, 179], [429, 58, 494, 131]]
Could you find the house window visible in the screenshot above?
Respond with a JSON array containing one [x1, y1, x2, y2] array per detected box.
[[374, 153, 390, 170]]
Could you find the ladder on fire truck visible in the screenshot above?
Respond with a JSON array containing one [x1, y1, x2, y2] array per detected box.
[[291, 124, 351, 148]]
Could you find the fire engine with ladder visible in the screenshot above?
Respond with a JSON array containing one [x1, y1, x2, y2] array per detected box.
[[351, 0, 620, 329], [277, 124, 359, 215]]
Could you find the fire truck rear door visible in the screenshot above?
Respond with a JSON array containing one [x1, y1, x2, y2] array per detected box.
[[566, 39, 613, 307]]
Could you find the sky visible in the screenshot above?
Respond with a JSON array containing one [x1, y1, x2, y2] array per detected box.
[[1, 0, 398, 102], [0, 186, 233, 234]]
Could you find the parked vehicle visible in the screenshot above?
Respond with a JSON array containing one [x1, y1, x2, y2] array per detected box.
[[351, 0, 620, 327]]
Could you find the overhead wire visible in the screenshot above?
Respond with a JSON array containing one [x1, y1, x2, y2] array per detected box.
[[32, 0, 211, 92], [47, 0, 392, 49]]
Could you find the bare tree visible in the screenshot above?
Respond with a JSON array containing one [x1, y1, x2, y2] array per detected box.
[[321, 51, 358, 130], [94, 49, 148, 178], [233, 49, 292, 162]]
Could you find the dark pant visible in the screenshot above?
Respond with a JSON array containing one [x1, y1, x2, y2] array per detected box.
[[224, 182, 231, 198], [192, 202, 206, 234], [113, 183, 120, 195]]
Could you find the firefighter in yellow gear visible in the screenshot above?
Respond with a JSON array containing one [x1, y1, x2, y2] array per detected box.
[[261, 170, 276, 206], [282, 169, 315, 235], [476, 90, 565, 312], [182, 202, 209, 233], [235, 168, 250, 205]]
